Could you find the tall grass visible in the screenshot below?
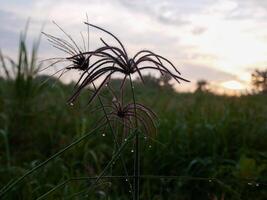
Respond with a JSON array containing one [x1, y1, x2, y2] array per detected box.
[[38, 21, 189, 200], [0, 77, 267, 199], [0, 22, 267, 199]]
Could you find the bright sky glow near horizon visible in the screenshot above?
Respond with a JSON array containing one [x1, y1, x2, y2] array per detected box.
[[1, 0, 267, 93]]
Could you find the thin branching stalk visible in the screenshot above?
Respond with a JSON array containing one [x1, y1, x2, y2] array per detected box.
[[89, 130, 135, 192], [41, 21, 189, 199], [93, 83, 134, 197], [129, 75, 140, 200], [58, 130, 137, 199], [37, 131, 135, 199], [0, 122, 106, 198], [38, 175, 244, 200]]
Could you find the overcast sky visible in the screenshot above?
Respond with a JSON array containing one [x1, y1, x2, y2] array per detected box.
[[1, 0, 267, 92]]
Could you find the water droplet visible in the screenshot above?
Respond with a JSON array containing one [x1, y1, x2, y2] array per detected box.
[[131, 149, 134, 153], [209, 179, 212, 183], [144, 136, 147, 140], [248, 182, 253, 186], [102, 133, 106, 137], [125, 179, 128, 182], [149, 145, 152, 148], [70, 102, 74, 106], [124, 138, 127, 142], [256, 183, 260, 187]]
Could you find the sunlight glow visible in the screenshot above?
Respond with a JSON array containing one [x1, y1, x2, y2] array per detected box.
[[221, 80, 245, 90]]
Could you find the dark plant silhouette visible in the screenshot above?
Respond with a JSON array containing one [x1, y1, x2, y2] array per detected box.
[[1, 20, 188, 200], [0, 20, 42, 81], [41, 22, 189, 200], [43, 22, 189, 105], [96, 97, 158, 139], [251, 69, 267, 93], [195, 79, 208, 92], [43, 21, 188, 200], [40, 21, 90, 78], [136, 74, 161, 89], [160, 72, 173, 89]]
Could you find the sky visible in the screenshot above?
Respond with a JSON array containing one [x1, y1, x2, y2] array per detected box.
[[1, 0, 267, 93]]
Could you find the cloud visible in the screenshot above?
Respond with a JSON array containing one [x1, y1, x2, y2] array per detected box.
[[215, 0, 267, 20], [180, 63, 236, 82], [1, 0, 267, 89], [118, 0, 213, 26], [191, 27, 207, 35]]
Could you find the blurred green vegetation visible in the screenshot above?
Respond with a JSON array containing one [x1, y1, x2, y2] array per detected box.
[[0, 28, 267, 200]]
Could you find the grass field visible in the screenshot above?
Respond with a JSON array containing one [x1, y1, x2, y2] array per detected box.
[[0, 73, 266, 199], [0, 26, 266, 199]]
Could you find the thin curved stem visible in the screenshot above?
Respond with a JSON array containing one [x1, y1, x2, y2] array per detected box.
[[65, 131, 136, 199], [0, 122, 106, 198], [129, 75, 140, 200], [93, 83, 134, 197], [36, 173, 247, 199], [84, 22, 128, 60]]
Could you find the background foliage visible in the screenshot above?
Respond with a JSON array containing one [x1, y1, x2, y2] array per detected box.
[[0, 29, 266, 200]]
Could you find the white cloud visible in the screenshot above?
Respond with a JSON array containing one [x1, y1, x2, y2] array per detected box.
[[1, 0, 267, 90]]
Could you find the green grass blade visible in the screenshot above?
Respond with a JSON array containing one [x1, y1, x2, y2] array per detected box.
[[0, 122, 106, 198]]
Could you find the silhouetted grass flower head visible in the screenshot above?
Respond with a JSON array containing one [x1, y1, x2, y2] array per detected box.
[[98, 99, 158, 138], [41, 21, 91, 79], [68, 23, 189, 104], [43, 21, 189, 105]]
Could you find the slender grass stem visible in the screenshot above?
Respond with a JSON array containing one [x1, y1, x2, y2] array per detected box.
[[37, 175, 234, 200], [87, 130, 135, 190], [93, 83, 134, 198], [0, 122, 106, 198], [57, 131, 136, 200], [129, 75, 140, 200]]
